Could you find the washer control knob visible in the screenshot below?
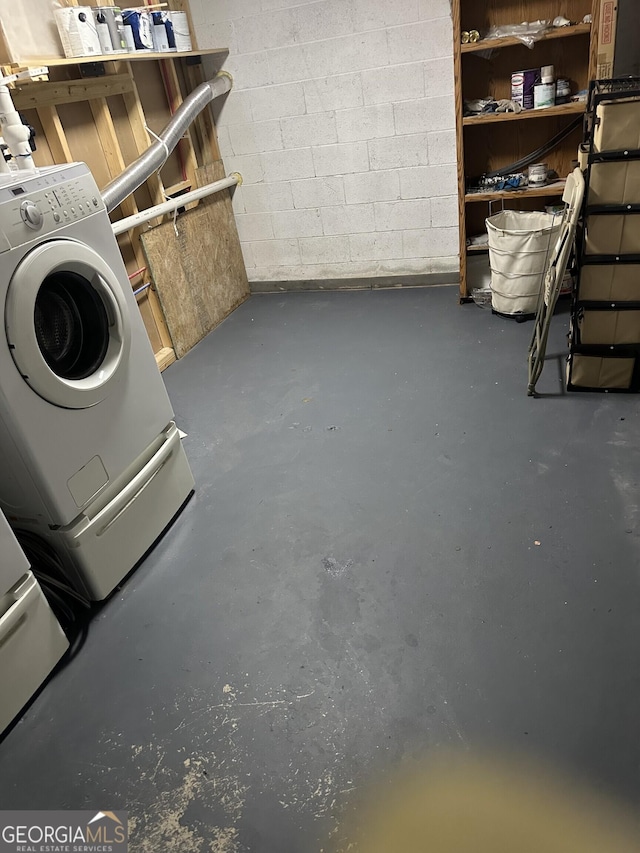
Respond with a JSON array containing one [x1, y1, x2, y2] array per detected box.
[[20, 200, 43, 230]]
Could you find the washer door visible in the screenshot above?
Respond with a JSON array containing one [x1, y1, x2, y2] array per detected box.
[[5, 239, 131, 409]]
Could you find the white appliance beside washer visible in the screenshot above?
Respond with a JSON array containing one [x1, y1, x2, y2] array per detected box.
[[0, 162, 194, 600], [0, 508, 68, 735]]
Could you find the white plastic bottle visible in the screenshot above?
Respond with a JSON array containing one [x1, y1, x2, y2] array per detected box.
[[534, 65, 556, 109]]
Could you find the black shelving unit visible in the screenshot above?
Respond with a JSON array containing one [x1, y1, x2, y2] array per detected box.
[[567, 77, 640, 392]]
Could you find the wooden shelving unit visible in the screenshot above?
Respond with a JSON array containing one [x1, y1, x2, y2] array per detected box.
[[1, 2, 238, 369], [452, 0, 601, 301]]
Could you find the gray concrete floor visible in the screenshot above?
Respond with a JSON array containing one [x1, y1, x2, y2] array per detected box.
[[1, 286, 640, 851]]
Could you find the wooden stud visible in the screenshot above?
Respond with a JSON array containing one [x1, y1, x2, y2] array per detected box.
[[36, 106, 73, 162], [588, 0, 601, 82], [159, 56, 199, 208], [89, 96, 150, 276], [122, 63, 167, 223], [452, 0, 467, 301], [89, 98, 137, 216], [163, 179, 192, 196], [155, 346, 177, 372], [184, 60, 221, 165], [147, 287, 175, 352]]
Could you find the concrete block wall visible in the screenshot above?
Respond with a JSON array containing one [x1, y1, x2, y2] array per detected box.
[[191, 0, 457, 283]]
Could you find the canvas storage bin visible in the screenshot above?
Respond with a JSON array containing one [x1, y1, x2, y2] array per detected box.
[[578, 264, 640, 302], [577, 310, 640, 345], [567, 352, 637, 390], [594, 100, 640, 153], [587, 160, 640, 206], [584, 213, 640, 255], [486, 210, 561, 316]]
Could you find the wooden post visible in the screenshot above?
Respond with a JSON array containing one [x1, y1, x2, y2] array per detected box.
[[451, 0, 467, 301], [36, 106, 73, 162]]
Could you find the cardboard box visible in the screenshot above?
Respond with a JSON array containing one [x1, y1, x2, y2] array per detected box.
[[596, 0, 618, 80], [578, 310, 640, 344], [568, 354, 635, 389], [579, 264, 640, 301], [594, 100, 640, 153], [584, 214, 640, 255], [511, 69, 540, 110], [588, 160, 640, 205]]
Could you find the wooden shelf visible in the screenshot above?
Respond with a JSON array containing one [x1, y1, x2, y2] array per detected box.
[[14, 48, 228, 68], [461, 22, 591, 54], [466, 243, 489, 252], [463, 101, 586, 125], [465, 180, 566, 203]]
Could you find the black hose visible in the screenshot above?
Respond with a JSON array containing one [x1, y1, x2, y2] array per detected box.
[[483, 115, 583, 178], [13, 529, 92, 638]]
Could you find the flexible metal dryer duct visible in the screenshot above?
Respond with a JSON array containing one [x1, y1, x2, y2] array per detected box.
[[101, 71, 233, 213]]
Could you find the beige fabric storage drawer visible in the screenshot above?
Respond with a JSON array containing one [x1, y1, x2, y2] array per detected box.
[[568, 354, 635, 389], [578, 310, 640, 345], [579, 264, 640, 301], [584, 214, 640, 255], [594, 100, 640, 152], [588, 161, 640, 206]]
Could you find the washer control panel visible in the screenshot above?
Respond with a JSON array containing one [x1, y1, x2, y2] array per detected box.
[[0, 163, 105, 251]]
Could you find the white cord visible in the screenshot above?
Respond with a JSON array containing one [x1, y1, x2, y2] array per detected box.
[[159, 189, 181, 236], [144, 123, 170, 165]]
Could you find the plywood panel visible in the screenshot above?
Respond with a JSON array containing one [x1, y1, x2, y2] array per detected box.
[[141, 162, 249, 358]]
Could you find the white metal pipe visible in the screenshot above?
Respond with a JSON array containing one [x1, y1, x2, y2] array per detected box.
[[0, 137, 11, 174], [111, 172, 241, 235]]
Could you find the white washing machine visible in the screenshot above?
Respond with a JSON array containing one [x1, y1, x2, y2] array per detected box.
[[0, 508, 68, 735], [0, 162, 194, 600]]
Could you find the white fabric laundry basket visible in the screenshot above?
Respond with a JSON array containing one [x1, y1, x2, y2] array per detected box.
[[486, 210, 562, 316]]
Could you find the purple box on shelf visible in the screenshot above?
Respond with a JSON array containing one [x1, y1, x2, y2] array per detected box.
[[511, 68, 541, 110]]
